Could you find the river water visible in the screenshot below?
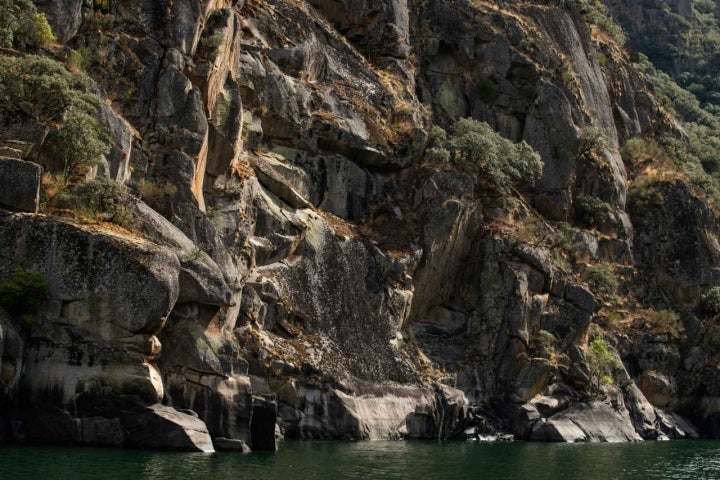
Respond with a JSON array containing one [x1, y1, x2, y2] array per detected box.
[[2, 440, 720, 479]]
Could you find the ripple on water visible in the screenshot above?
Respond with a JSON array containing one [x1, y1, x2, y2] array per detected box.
[[2, 440, 720, 480]]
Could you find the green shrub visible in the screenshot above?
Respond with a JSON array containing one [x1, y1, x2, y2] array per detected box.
[[577, 126, 607, 158], [425, 147, 450, 163], [561, 0, 625, 44], [0, 0, 56, 49], [585, 263, 618, 297], [45, 108, 110, 179], [585, 337, 620, 394], [621, 137, 651, 164], [0, 53, 102, 124], [533, 329, 557, 355], [573, 194, 614, 229], [476, 77, 499, 103], [436, 118, 543, 191], [628, 177, 664, 217], [597, 52, 607, 67], [54, 178, 132, 225], [702, 286, 720, 316], [197, 32, 225, 59], [0, 267, 49, 319], [68, 48, 92, 72], [427, 125, 447, 146]]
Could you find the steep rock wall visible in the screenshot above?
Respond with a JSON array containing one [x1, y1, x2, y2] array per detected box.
[[1, 0, 720, 449]]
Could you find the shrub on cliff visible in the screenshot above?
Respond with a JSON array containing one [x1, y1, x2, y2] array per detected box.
[[0, 0, 55, 49], [0, 267, 49, 325], [702, 286, 720, 316], [427, 118, 543, 192], [53, 178, 132, 226], [44, 108, 110, 179], [0, 54, 111, 180], [584, 262, 618, 297], [0, 54, 101, 123], [585, 337, 620, 394]]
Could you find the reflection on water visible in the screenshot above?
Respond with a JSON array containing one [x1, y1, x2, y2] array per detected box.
[[2, 440, 720, 480]]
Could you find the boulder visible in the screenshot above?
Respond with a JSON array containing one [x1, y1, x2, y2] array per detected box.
[[0, 216, 180, 406], [533, 402, 642, 442], [34, 0, 84, 43], [656, 409, 699, 439], [564, 284, 600, 314], [177, 257, 234, 306], [506, 403, 542, 440], [638, 371, 676, 408], [0, 159, 42, 213], [250, 154, 312, 209], [123, 404, 214, 452], [531, 395, 569, 418], [214, 437, 251, 452], [414, 307, 467, 336], [531, 418, 587, 442], [622, 383, 658, 439]]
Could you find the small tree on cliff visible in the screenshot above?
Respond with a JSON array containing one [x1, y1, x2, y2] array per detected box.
[[44, 108, 110, 181], [0, 0, 55, 49], [585, 337, 620, 395], [426, 118, 543, 192]]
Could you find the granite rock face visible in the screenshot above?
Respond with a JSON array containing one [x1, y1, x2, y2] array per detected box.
[[1, 0, 718, 449], [0, 159, 42, 213]]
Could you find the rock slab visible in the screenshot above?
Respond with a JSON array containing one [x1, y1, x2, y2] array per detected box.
[[0, 159, 41, 213]]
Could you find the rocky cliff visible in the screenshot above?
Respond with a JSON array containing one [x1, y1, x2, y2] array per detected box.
[[1, 0, 719, 451]]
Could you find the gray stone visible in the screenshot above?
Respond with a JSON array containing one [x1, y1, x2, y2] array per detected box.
[[99, 104, 134, 184], [531, 395, 569, 418], [656, 409, 699, 439], [214, 437, 251, 452], [535, 402, 642, 442], [564, 284, 600, 313], [77, 417, 124, 447], [0, 159, 42, 213], [414, 307, 467, 336], [622, 383, 658, 439], [178, 257, 234, 306], [250, 154, 312, 209], [0, 312, 23, 397], [507, 403, 542, 440], [35, 0, 84, 43], [512, 243, 555, 291], [124, 404, 214, 452], [638, 371, 676, 408], [0, 215, 180, 405], [531, 418, 587, 442]]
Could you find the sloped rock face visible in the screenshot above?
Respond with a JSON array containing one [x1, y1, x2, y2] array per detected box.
[[3, 0, 720, 449]]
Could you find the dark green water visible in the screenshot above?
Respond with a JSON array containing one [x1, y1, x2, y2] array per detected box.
[[2, 440, 720, 480]]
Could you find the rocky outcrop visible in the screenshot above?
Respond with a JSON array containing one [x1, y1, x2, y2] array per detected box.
[[276, 382, 467, 440], [123, 404, 214, 452], [1, 0, 719, 450], [531, 402, 642, 442], [0, 215, 178, 406]]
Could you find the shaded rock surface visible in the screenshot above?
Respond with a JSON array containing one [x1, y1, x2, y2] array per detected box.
[[0, 159, 42, 213]]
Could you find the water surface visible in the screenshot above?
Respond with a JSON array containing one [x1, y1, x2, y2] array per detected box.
[[2, 440, 720, 479]]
